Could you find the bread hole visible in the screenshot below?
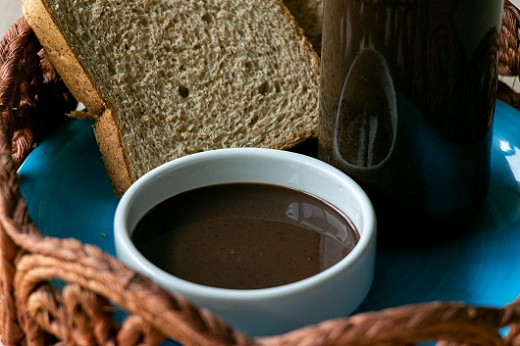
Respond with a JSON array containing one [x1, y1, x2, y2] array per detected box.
[[177, 124, 187, 132], [178, 85, 190, 98], [273, 80, 282, 93], [244, 61, 253, 71], [235, 29, 245, 39], [258, 81, 269, 95], [249, 113, 259, 126], [201, 13, 213, 24], [131, 7, 144, 15]]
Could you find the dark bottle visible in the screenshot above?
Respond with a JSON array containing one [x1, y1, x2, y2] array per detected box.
[[318, 0, 504, 246]]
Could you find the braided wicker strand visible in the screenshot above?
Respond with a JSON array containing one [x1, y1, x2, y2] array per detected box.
[[0, 20, 37, 167], [500, 0, 520, 76], [0, 17, 74, 167], [259, 302, 517, 346], [2, 1, 520, 345], [0, 17, 64, 345], [498, 0, 520, 109]]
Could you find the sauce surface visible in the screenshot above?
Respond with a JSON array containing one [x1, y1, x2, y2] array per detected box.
[[132, 183, 360, 289]]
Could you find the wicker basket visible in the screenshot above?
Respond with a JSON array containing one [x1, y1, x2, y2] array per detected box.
[[2, 2, 520, 345]]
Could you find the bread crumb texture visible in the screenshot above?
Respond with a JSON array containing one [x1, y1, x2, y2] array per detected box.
[[45, 0, 319, 180]]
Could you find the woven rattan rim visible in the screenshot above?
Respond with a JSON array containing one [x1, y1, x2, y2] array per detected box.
[[2, 2, 520, 345]]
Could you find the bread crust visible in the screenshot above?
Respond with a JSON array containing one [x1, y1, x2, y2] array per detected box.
[[21, 0, 104, 115], [22, 0, 133, 194], [95, 109, 134, 195]]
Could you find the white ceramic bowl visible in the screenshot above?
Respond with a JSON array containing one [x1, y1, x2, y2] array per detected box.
[[114, 148, 377, 336]]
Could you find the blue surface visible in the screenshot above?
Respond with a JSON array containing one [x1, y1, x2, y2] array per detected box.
[[18, 119, 119, 254], [17, 100, 520, 335], [358, 99, 520, 312]]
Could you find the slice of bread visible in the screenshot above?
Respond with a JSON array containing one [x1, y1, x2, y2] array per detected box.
[[22, 0, 320, 195]]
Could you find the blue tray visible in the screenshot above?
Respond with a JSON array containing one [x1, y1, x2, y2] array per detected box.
[[18, 100, 520, 329]]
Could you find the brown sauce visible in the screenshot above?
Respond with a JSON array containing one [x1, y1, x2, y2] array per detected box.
[[131, 183, 360, 289]]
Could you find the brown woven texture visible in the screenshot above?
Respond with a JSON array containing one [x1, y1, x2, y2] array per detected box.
[[499, 0, 520, 109], [3, 2, 520, 345]]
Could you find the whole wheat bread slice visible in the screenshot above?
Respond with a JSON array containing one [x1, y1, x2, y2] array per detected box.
[[22, 0, 320, 195]]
